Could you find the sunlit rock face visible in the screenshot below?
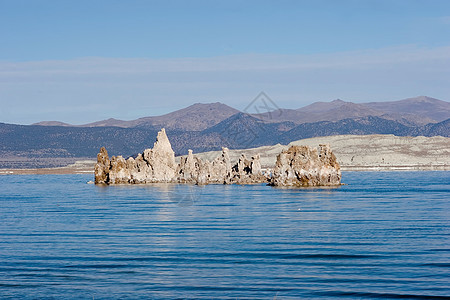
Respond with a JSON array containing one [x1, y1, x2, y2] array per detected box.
[[94, 129, 340, 187], [126, 128, 177, 183], [269, 145, 341, 187], [176, 149, 213, 184], [94, 128, 176, 184], [176, 148, 266, 185], [108, 155, 130, 184], [208, 147, 232, 184]]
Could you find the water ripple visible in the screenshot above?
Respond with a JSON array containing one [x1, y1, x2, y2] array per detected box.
[[0, 172, 449, 299]]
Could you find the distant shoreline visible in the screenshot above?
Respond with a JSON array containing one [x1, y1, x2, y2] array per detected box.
[[1, 165, 449, 175], [341, 166, 450, 171], [0, 160, 96, 175], [0, 167, 94, 175]]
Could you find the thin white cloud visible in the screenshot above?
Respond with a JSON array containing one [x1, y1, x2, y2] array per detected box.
[[0, 45, 449, 124], [2, 45, 450, 74]]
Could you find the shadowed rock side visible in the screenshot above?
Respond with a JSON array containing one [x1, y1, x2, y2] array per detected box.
[[94, 147, 110, 184], [94, 129, 341, 187]]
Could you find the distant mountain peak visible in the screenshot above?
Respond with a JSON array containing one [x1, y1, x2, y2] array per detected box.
[[81, 117, 127, 127], [32, 121, 72, 127], [411, 95, 439, 102], [297, 98, 358, 114], [132, 102, 240, 131], [365, 96, 450, 123], [189, 101, 229, 107], [76, 102, 239, 130], [171, 102, 236, 112]]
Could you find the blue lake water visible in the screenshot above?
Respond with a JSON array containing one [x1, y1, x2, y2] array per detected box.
[[0, 172, 449, 299]]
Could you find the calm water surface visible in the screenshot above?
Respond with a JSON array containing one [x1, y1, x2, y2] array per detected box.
[[1, 172, 449, 299]]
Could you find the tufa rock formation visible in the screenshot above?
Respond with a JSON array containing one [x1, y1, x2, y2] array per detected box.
[[95, 128, 177, 184], [94, 128, 341, 186], [269, 145, 341, 187], [175, 147, 265, 185], [94, 147, 110, 184], [230, 153, 266, 185]]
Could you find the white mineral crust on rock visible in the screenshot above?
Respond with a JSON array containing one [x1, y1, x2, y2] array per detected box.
[[94, 128, 341, 186], [270, 144, 341, 187]]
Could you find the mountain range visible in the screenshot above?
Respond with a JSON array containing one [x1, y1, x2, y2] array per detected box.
[[2, 96, 449, 168], [34, 102, 240, 131], [34, 96, 449, 129], [251, 96, 448, 126]]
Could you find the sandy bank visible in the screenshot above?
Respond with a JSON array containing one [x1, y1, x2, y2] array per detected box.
[[186, 134, 450, 171], [0, 160, 96, 175]]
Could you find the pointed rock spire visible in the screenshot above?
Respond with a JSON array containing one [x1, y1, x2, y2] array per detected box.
[[94, 147, 110, 184], [94, 128, 341, 187]]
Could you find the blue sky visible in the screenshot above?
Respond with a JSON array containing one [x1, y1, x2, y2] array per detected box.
[[1, 0, 449, 124]]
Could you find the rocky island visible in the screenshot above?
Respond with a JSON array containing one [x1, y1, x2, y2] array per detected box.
[[94, 129, 341, 187]]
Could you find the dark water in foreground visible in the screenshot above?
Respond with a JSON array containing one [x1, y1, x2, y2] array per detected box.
[[1, 172, 449, 299]]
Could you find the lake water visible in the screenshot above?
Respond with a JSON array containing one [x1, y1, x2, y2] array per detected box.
[[0, 172, 449, 299]]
